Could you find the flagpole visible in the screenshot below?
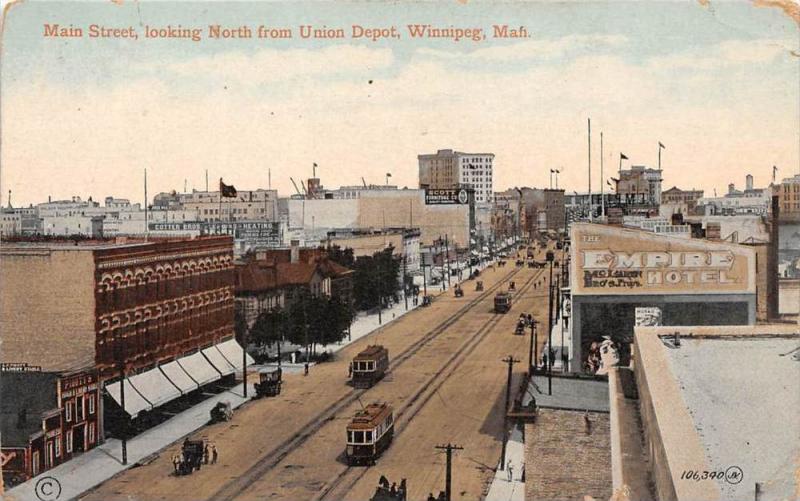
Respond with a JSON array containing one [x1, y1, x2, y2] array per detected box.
[[600, 132, 604, 219], [144, 168, 148, 238], [588, 118, 592, 223]]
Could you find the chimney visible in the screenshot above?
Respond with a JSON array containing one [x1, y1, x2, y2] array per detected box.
[[746, 174, 754, 191], [290, 239, 300, 263], [728, 183, 735, 195]]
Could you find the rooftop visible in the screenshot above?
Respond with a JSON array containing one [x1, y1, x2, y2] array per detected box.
[[665, 334, 800, 501], [523, 374, 609, 412], [634, 324, 800, 501]]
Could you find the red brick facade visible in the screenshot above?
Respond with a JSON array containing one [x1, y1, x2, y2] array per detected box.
[[93, 237, 235, 378]]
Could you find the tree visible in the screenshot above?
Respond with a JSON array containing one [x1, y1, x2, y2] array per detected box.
[[250, 307, 287, 365], [325, 245, 355, 268]]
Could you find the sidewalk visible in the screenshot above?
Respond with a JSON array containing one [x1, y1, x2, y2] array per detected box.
[[4, 383, 254, 501], [4, 260, 498, 501], [484, 424, 526, 501]]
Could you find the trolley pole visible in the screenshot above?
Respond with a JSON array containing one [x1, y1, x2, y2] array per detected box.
[[501, 355, 520, 470], [435, 443, 463, 501]]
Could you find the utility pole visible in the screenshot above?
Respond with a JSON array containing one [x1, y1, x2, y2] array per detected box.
[[434, 443, 463, 501], [445, 234, 451, 287], [403, 253, 408, 311], [242, 329, 248, 398], [528, 318, 538, 373], [501, 355, 520, 470], [546, 251, 555, 395]]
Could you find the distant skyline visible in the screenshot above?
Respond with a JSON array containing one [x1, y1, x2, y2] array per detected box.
[[1, 1, 798, 206]]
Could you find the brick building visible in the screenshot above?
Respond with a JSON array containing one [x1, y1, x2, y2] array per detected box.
[[0, 366, 100, 488], [234, 246, 354, 327], [1, 236, 250, 435]]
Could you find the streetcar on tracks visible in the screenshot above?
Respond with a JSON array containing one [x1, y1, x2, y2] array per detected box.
[[494, 292, 512, 313], [346, 402, 395, 465], [352, 345, 389, 389]]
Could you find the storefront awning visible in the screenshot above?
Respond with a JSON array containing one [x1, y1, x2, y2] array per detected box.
[[215, 338, 254, 371], [159, 360, 199, 394], [127, 366, 182, 409], [106, 379, 152, 419], [202, 345, 236, 376], [178, 351, 222, 387]]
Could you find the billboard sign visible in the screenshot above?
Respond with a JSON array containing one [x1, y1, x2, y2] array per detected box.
[[425, 188, 470, 205], [571, 223, 755, 296]]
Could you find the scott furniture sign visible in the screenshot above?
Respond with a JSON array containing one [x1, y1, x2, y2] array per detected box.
[[571, 223, 755, 296]]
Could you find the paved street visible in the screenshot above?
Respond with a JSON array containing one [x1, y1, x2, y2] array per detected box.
[[82, 247, 555, 501]]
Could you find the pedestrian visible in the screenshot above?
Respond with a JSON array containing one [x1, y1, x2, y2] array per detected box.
[[204, 443, 210, 464], [507, 461, 514, 482], [304, 362, 309, 376], [211, 444, 218, 464], [172, 454, 180, 474], [521, 464, 525, 482], [348, 362, 353, 379]]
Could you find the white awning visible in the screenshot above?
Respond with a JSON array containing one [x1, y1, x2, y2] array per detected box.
[[178, 351, 222, 386], [127, 367, 182, 409], [159, 361, 198, 394], [202, 345, 236, 376], [215, 338, 254, 371], [106, 379, 152, 419]]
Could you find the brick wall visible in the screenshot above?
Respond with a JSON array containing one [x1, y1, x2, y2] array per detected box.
[[0, 249, 96, 370], [525, 408, 612, 501]]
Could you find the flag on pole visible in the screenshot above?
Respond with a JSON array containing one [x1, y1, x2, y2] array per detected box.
[[620, 153, 629, 160], [219, 178, 238, 198], [550, 169, 554, 173], [658, 142, 665, 149], [386, 173, 392, 177]]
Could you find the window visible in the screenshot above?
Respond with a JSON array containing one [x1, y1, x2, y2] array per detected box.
[[88, 394, 95, 415], [76, 396, 84, 421], [66, 430, 73, 453], [66, 400, 73, 422], [55, 436, 61, 457], [347, 430, 353, 443], [354, 431, 364, 443], [365, 431, 373, 442]]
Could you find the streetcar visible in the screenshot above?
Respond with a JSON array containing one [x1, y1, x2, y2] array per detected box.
[[494, 292, 512, 313], [352, 345, 389, 389], [346, 402, 395, 465]]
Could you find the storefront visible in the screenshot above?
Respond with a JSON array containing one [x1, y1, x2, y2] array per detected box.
[[569, 223, 756, 373]]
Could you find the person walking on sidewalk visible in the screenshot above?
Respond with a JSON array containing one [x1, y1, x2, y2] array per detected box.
[[211, 444, 218, 464], [172, 454, 180, 474], [507, 461, 514, 482], [304, 362, 309, 376], [203, 443, 210, 464]]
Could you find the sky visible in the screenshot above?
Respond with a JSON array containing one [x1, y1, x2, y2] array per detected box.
[[1, 0, 798, 206]]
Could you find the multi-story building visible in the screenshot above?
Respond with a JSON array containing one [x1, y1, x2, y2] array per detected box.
[[0, 208, 22, 237], [153, 189, 279, 222], [0, 365, 101, 487], [661, 186, 704, 216], [234, 245, 354, 327], [418, 149, 494, 204], [518, 188, 565, 237], [0, 236, 249, 437], [774, 174, 800, 222], [696, 174, 772, 216], [615, 165, 663, 206]]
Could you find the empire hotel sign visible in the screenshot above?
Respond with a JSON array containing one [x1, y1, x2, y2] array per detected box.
[[571, 224, 755, 296]]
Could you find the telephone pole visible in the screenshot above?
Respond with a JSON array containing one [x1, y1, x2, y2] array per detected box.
[[501, 355, 520, 470], [435, 443, 464, 501]]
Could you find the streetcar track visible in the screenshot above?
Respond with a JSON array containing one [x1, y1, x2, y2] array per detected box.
[[315, 268, 544, 501], [210, 266, 523, 501]]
